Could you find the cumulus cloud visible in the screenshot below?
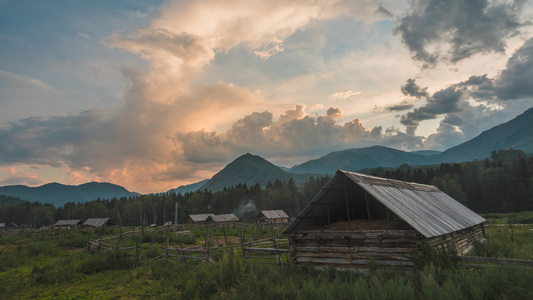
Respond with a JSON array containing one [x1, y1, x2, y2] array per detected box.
[[1, 0, 350, 192], [395, 0, 527, 68], [176, 105, 425, 164]]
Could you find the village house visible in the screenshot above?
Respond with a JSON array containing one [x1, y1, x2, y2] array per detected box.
[[208, 214, 240, 226], [187, 214, 215, 225], [284, 170, 486, 271], [52, 219, 81, 229], [188, 213, 239, 226], [82, 218, 110, 228], [260, 210, 290, 224]]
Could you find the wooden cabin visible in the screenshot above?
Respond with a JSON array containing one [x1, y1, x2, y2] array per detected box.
[[52, 219, 81, 229], [284, 170, 486, 271], [82, 218, 109, 228], [187, 214, 215, 225], [208, 214, 239, 226], [260, 210, 290, 224]]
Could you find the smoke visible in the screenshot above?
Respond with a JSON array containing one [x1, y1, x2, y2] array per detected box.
[[233, 199, 258, 221]]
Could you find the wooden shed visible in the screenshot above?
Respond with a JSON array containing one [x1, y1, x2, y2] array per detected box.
[[187, 214, 215, 225], [284, 170, 485, 271], [260, 210, 290, 224], [52, 219, 81, 229], [82, 218, 109, 228], [208, 214, 240, 226]]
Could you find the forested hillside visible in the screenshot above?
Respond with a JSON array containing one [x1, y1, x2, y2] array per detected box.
[[1, 149, 531, 228], [370, 149, 533, 213]]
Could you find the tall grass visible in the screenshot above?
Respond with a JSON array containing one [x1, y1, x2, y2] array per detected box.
[[0, 224, 532, 298]]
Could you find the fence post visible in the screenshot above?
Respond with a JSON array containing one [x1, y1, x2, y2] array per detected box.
[[135, 240, 140, 267], [273, 228, 282, 266], [165, 238, 169, 261], [223, 223, 228, 246], [205, 224, 209, 262], [241, 225, 245, 258]]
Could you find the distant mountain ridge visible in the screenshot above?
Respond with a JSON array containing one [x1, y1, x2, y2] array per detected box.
[[0, 182, 136, 207], [436, 107, 533, 163], [289, 146, 433, 175], [166, 179, 209, 194]]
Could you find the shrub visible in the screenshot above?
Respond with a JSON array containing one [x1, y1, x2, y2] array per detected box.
[[78, 251, 134, 274], [26, 241, 58, 257]]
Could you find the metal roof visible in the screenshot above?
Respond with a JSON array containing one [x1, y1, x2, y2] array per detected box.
[[261, 210, 289, 219], [284, 170, 485, 238], [189, 214, 215, 222], [82, 218, 109, 227], [54, 219, 81, 226], [210, 214, 239, 223]]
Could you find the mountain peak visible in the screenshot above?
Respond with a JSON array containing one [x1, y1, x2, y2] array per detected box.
[[200, 153, 310, 192]]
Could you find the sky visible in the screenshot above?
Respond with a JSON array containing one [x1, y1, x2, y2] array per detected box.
[[1, 0, 533, 193]]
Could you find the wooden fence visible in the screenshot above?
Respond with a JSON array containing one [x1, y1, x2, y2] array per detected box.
[[85, 224, 290, 268]]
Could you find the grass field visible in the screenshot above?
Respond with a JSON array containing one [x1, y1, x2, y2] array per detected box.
[[1, 219, 533, 299]]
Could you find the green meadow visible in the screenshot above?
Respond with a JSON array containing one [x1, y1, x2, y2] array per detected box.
[[1, 218, 533, 299]]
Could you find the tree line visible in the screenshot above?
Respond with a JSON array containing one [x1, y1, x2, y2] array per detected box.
[[371, 149, 533, 213], [1, 149, 532, 228], [0, 175, 331, 228]]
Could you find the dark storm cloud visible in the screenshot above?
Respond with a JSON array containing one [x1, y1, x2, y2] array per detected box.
[[400, 86, 463, 134], [495, 37, 533, 100], [399, 36, 533, 146], [401, 78, 429, 99], [386, 102, 415, 112], [395, 0, 526, 67], [0, 110, 108, 167]]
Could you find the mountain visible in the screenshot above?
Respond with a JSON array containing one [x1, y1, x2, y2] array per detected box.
[[166, 179, 209, 194], [289, 108, 533, 174], [436, 107, 533, 163], [289, 145, 433, 175], [199, 153, 318, 192], [0, 182, 136, 207], [411, 150, 441, 157]]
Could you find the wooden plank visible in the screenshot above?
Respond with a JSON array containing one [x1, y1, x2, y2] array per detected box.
[[295, 257, 415, 266], [294, 245, 418, 254], [295, 252, 414, 261]]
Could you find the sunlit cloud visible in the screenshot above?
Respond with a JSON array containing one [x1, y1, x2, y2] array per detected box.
[[328, 90, 362, 101]]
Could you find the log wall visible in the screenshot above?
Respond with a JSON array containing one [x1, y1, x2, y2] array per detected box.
[[426, 223, 485, 255], [288, 229, 422, 270], [288, 224, 486, 271]]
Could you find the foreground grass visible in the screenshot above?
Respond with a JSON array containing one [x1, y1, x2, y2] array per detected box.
[[0, 224, 533, 299]]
